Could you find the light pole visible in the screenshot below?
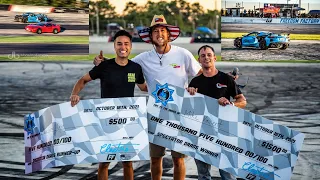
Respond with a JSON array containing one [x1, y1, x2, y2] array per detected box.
[[287, 0, 291, 17], [225, 0, 226, 10], [95, 2, 99, 35], [259, 0, 260, 17]]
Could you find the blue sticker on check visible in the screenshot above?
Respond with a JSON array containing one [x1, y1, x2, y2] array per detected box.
[[147, 82, 304, 180]]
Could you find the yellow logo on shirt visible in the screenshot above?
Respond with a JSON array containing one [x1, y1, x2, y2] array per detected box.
[[127, 73, 135, 82]]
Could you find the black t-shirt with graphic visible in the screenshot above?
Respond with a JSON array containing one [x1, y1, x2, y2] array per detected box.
[[188, 71, 241, 100], [89, 58, 145, 98]]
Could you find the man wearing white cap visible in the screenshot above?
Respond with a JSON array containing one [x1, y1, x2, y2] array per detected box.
[[94, 15, 202, 180]]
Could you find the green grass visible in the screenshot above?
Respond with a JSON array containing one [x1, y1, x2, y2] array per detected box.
[[222, 32, 320, 40], [0, 55, 90, 61], [0, 36, 88, 44]]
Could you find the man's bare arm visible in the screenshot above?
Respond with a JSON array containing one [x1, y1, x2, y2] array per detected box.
[[70, 73, 92, 106], [233, 94, 247, 109], [137, 82, 148, 92]]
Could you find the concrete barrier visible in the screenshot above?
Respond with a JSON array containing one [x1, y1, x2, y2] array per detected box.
[[222, 17, 280, 24], [54, 7, 89, 14], [89, 36, 111, 43], [222, 17, 320, 24], [171, 37, 192, 44], [8, 5, 54, 13], [280, 18, 320, 24], [1, 4, 89, 14]]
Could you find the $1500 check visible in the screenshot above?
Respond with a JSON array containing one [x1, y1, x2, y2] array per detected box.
[[24, 97, 149, 174], [147, 82, 304, 180]]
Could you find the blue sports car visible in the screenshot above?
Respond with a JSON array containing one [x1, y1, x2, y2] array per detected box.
[[234, 31, 290, 50], [14, 13, 49, 23], [14, 12, 35, 22], [23, 14, 41, 23]]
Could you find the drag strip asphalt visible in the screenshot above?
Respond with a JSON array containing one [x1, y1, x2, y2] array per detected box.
[[0, 62, 319, 180], [222, 39, 320, 61], [0, 23, 88, 30], [222, 23, 320, 34], [0, 43, 88, 55]]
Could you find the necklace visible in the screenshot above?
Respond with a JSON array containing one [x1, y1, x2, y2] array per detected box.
[[154, 43, 167, 66]]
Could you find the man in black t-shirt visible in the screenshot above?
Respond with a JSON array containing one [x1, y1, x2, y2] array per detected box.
[[70, 30, 147, 180], [187, 45, 246, 180]]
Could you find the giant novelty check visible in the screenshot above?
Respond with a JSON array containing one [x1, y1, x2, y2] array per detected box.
[[147, 83, 304, 180], [24, 97, 149, 174]]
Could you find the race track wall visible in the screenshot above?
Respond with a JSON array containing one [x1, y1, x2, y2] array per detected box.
[[0, 4, 89, 14], [222, 17, 320, 24], [8, 5, 54, 13]]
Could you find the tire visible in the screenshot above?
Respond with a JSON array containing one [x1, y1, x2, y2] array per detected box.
[[280, 44, 288, 50], [53, 29, 58, 34], [37, 29, 42, 34], [23, 18, 27, 23], [234, 38, 242, 48], [259, 38, 268, 50]]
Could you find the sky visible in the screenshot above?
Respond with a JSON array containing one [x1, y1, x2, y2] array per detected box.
[[108, 0, 221, 15], [221, 0, 320, 12]]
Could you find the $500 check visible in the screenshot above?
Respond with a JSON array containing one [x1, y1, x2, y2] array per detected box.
[[24, 97, 149, 174]]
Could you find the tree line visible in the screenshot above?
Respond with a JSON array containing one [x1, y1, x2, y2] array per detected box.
[[89, 0, 220, 36]]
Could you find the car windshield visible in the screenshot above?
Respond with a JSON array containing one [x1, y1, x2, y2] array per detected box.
[[247, 32, 256, 35], [247, 32, 257, 36], [37, 23, 45, 26]]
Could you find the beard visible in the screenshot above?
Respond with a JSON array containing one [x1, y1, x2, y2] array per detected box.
[[151, 38, 169, 47]]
